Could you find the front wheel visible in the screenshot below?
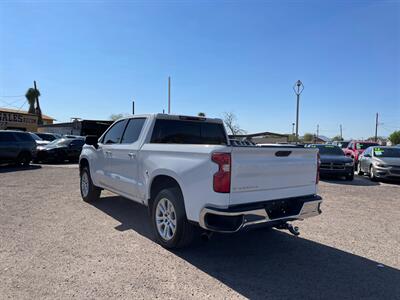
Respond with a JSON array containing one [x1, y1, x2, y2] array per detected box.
[[80, 167, 101, 202], [369, 166, 378, 182], [357, 163, 364, 176], [345, 173, 354, 181], [151, 187, 195, 249]]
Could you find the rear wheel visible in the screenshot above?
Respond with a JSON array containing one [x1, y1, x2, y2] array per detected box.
[[151, 187, 195, 249], [17, 152, 31, 166], [80, 166, 101, 202]]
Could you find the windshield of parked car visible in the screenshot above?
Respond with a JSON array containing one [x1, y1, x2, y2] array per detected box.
[[339, 141, 349, 148], [373, 147, 400, 158], [37, 133, 56, 141], [311, 145, 344, 155], [356, 142, 379, 150], [30, 133, 43, 141], [46, 138, 71, 147]]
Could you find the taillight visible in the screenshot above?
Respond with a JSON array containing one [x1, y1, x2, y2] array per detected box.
[[316, 152, 320, 184], [211, 152, 231, 193]]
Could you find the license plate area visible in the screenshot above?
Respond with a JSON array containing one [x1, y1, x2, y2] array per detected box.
[[264, 199, 303, 219]]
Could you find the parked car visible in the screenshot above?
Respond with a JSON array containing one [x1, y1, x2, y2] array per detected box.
[[343, 141, 379, 167], [35, 132, 61, 142], [358, 146, 400, 181], [29, 132, 50, 146], [0, 130, 36, 166], [308, 144, 354, 180], [35, 137, 85, 163], [332, 140, 350, 149], [79, 114, 323, 248]]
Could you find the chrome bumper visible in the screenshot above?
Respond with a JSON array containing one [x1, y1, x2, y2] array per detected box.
[[199, 195, 322, 233]]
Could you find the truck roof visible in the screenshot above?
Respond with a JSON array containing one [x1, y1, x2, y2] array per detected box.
[[116, 113, 224, 124]]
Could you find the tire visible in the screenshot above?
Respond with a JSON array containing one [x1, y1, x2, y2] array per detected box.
[[357, 163, 364, 176], [151, 187, 195, 249], [17, 152, 31, 167], [345, 173, 354, 181], [80, 166, 101, 202], [369, 166, 378, 182]]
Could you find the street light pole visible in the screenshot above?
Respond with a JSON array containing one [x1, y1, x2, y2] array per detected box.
[[293, 80, 304, 143]]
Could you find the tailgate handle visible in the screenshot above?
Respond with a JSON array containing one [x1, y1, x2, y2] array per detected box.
[[275, 151, 292, 157]]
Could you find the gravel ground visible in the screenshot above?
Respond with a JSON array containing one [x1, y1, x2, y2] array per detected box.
[[0, 165, 399, 299]]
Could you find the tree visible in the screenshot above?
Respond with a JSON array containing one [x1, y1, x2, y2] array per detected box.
[[198, 112, 206, 117], [110, 113, 125, 121], [25, 88, 40, 114], [223, 112, 246, 135], [389, 131, 400, 145], [332, 135, 343, 142], [303, 133, 314, 142]]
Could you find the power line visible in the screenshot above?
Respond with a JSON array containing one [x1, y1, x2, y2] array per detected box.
[[0, 98, 26, 109], [0, 95, 24, 98]]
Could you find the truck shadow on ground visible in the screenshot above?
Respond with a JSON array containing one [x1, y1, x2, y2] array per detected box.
[[0, 164, 41, 173], [92, 195, 400, 300]]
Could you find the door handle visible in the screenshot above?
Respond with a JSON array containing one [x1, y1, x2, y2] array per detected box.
[[105, 150, 112, 157], [128, 152, 136, 159]]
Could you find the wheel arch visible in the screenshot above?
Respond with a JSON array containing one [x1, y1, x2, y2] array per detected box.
[[148, 174, 184, 213], [79, 157, 89, 173]]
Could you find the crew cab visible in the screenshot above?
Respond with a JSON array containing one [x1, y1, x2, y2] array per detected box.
[[79, 114, 322, 248], [343, 140, 379, 167]]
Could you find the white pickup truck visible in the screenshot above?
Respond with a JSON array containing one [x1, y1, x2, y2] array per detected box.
[[79, 114, 322, 248]]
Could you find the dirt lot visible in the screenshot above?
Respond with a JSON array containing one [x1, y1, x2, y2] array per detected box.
[[1, 165, 399, 299]]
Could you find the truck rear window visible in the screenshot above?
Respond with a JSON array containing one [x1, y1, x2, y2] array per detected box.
[[150, 119, 227, 145]]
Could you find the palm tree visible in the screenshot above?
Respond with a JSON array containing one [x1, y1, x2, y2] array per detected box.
[[25, 88, 39, 114], [198, 112, 206, 117]]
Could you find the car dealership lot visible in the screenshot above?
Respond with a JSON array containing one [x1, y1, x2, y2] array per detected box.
[[1, 165, 399, 299]]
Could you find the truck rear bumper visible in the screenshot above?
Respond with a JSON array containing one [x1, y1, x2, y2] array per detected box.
[[199, 195, 322, 233]]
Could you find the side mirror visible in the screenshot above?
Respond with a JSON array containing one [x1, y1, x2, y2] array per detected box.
[[85, 135, 98, 149]]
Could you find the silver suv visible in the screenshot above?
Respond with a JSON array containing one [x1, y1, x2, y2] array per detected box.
[[0, 130, 37, 166]]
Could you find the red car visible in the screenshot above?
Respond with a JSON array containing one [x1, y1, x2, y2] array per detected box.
[[343, 141, 379, 166]]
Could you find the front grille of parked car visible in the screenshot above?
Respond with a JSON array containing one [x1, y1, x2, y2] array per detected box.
[[320, 162, 345, 170]]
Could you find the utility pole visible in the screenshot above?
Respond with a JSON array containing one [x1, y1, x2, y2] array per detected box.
[[375, 113, 378, 142], [293, 80, 304, 143], [168, 76, 171, 114], [132, 100, 135, 115], [340, 124, 343, 140], [34, 80, 43, 125], [316, 124, 319, 139]]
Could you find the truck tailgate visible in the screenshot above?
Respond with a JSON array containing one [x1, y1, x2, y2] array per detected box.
[[230, 146, 318, 205]]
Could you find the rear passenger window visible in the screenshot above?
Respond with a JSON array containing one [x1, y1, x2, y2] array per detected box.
[[0, 132, 17, 142], [101, 119, 128, 144], [121, 118, 146, 144], [150, 119, 227, 145], [14, 132, 34, 142]]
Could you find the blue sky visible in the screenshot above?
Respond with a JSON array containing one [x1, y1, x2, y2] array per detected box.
[[1, 0, 399, 139]]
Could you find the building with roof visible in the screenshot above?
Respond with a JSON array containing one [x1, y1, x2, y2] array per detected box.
[[38, 119, 113, 138], [0, 107, 54, 132]]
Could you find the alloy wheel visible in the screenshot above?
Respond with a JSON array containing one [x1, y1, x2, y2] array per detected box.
[[155, 198, 177, 241]]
